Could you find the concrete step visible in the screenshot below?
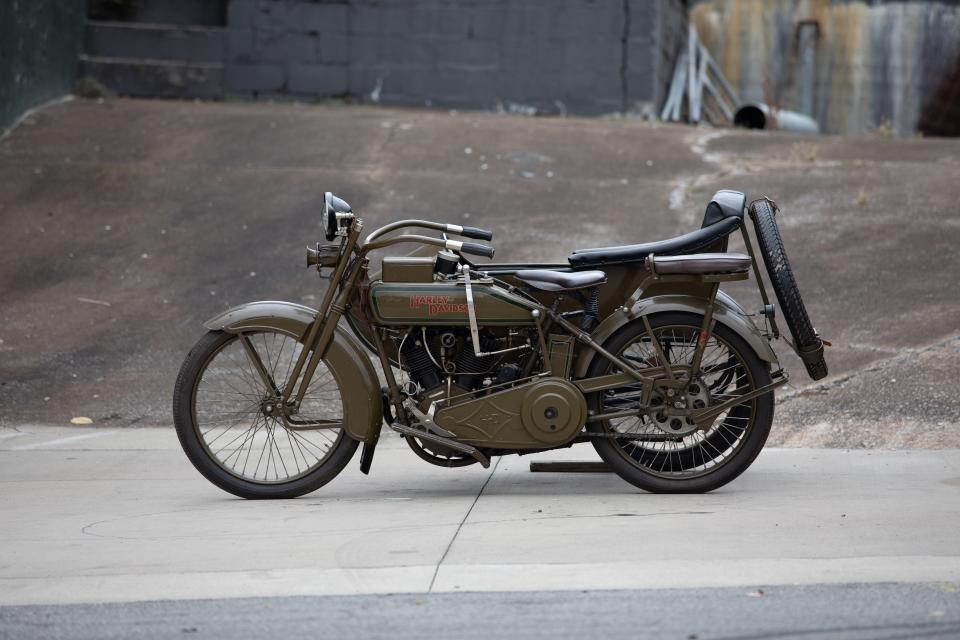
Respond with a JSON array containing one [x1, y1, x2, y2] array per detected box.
[[78, 55, 223, 100], [85, 21, 226, 64], [89, 0, 227, 27], [128, 0, 227, 27]]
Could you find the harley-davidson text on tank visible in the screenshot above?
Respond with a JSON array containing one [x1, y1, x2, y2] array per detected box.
[[409, 295, 468, 316]]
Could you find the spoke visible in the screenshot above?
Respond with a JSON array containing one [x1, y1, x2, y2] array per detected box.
[[597, 322, 760, 479], [193, 330, 346, 484], [240, 417, 266, 476], [214, 414, 262, 458], [224, 346, 267, 397], [282, 424, 305, 474]]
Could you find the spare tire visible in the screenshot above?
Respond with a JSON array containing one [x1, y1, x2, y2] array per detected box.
[[748, 198, 828, 380]]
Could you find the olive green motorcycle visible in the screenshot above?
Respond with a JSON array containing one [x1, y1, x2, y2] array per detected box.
[[173, 190, 827, 498]]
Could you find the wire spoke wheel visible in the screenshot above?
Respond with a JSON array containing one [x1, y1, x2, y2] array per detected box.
[[587, 312, 774, 493], [174, 330, 359, 498]]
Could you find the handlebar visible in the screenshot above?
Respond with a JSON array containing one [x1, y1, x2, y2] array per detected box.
[[459, 226, 493, 241], [365, 219, 493, 244], [452, 241, 496, 259], [359, 219, 495, 260], [362, 233, 494, 259]]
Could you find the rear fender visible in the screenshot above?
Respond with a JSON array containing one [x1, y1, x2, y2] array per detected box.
[[573, 292, 779, 378], [204, 301, 383, 444]]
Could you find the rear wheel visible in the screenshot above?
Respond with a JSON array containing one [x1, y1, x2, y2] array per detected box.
[[173, 330, 359, 499], [587, 312, 774, 493], [749, 198, 828, 380]]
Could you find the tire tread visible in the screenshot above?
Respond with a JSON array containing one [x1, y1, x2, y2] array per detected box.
[[748, 199, 828, 380], [172, 330, 359, 499]]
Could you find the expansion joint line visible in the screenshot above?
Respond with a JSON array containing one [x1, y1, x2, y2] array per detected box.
[[427, 457, 501, 592]]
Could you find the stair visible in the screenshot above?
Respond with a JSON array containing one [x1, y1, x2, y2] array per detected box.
[[79, 21, 225, 100]]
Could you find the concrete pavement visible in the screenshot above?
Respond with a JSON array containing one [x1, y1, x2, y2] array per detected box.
[[1, 426, 958, 607]]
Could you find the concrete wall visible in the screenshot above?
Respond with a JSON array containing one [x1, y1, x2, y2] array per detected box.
[[691, 0, 960, 135], [225, 0, 686, 116], [0, 0, 86, 131]]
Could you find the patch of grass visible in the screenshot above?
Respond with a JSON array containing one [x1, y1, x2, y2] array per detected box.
[[74, 77, 115, 99], [874, 119, 893, 138], [854, 188, 868, 207]]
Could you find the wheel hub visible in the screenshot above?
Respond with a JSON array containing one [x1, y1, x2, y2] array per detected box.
[[260, 396, 283, 417], [649, 379, 711, 436]]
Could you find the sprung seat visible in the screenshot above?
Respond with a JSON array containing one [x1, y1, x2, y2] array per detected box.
[[516, 269, 606, 292], [567, 189, 747, 269]]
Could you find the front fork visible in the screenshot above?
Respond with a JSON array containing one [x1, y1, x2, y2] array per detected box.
[[240, 222, 368, 425]]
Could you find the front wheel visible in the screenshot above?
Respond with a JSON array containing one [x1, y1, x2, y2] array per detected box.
[[586, 312, 774, 493], [173, 329, 359, 499]]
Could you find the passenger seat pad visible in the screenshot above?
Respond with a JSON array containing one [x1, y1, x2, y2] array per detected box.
[[652, 253, 751, 275]]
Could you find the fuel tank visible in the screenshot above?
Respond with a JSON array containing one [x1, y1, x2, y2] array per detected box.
[[368, 280, 535, 326]]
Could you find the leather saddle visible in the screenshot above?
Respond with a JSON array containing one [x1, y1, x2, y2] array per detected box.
[[568, 190, 746, 268]]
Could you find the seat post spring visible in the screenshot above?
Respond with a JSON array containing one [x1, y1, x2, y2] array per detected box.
[[580, 287, 600, 331]]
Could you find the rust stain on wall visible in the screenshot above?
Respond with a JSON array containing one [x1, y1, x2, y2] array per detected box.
[[692, 0, 960, 135]]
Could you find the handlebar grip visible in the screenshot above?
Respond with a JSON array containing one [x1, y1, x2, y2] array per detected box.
[[459, 242, 496, 259], [460, 226, 494, 241]]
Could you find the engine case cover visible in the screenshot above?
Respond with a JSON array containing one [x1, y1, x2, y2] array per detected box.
[[432, 377, 586, 449]]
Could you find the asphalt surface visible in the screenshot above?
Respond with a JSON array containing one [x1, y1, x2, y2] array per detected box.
[[1, 98, 959, 446], [3, 584, 960, 640]]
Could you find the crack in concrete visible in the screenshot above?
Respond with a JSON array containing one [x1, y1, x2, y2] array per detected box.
[[668, 130, 735, 223], [427, 457, 500, 593], [0, 95, 74, 142]]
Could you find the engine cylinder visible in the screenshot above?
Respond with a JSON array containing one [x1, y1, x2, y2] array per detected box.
[[401, 334, 441, 390], [454, 337, 496, 390]]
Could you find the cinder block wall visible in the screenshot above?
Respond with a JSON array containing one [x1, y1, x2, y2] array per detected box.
[[225, 0, 686, 116], [0, 0, 85, 131]]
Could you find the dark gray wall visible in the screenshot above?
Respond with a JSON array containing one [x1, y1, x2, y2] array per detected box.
[[226, 0, 686, 115], [0, 0, 85, 131]]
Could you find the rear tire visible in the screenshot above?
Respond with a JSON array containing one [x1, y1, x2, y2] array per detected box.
[[587, 312, 774, 493], [749, 198, 828, 380]]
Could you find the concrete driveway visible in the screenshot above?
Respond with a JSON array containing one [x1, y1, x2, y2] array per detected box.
[[1, 98, 959, 447], [1, 426, 958, 606]]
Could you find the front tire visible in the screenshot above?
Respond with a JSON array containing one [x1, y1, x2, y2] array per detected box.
[[586, 312, 774, 493], [173, 330, 359, 499]]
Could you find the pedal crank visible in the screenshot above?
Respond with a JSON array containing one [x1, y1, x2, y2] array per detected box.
[[389, 423, 491, 468]]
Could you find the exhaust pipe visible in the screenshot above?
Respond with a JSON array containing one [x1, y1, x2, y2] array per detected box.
[[733, 103, 820, 134]]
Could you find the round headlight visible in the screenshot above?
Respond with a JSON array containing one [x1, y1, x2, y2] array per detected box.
[[323, 192, 338, 241]]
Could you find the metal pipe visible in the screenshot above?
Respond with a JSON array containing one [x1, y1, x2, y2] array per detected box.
[[797, 21, 820, 118], [733, 102, 820, 134]]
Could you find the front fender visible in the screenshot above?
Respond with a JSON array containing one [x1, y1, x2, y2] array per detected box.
[[205, 301, 383, 444], [573, 292, 779, 378]]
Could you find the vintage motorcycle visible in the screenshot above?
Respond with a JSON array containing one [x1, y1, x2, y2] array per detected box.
[[173, 190, 827, 498]]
